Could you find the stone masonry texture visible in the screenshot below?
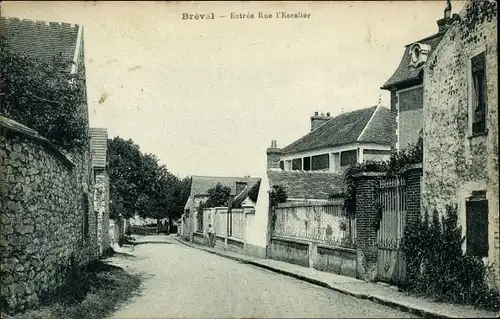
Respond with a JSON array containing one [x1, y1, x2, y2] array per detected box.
[[0, 122, 98, 314], [94, 170, 110, 256], [422, 0, 498, 288]]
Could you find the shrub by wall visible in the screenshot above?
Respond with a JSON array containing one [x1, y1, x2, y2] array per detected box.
[[402, 204, 500, 311]]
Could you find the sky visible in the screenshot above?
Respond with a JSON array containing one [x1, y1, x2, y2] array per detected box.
[[2, 1, 465, 179]]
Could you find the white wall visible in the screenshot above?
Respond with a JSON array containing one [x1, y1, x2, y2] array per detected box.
[[245, 173, 270, 249]]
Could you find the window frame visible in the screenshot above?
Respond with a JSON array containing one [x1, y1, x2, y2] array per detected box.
[[468, 49, 488, 137], [465, 191, 489, 258]]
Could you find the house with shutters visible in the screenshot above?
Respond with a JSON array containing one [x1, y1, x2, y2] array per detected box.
[[420, 0, 499, 288], [380, 0, 456, 151], [267, 105, 393, 174]]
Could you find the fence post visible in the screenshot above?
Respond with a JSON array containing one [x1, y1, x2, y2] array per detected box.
[[402, 164, 423, 227], [354, 172, 385, 282], [308, 242, 318, 268]]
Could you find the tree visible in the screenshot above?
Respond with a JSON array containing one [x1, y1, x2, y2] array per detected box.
[[0, 35, 87, 151], [108, 137, 144, 219], [108, 137, 192, 234], [204, 183, 232, 208]]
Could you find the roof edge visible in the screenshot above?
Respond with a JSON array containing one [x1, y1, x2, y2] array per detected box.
[[356, 105, 379, 142]]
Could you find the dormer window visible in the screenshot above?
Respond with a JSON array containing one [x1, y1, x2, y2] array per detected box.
[[409, 43, 431, 68]]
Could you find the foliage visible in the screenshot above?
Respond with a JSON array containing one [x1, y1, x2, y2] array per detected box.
[[340, 131, 423, 218], [269, 184, 288, 208], [248, 180, 261, 202], [204, 183, 232, 208], [107, 137, 191, 222], [402, 204, 500, 311], [0, 36, 88, 151], [12, 261, 141, 319], [268, 184, 288, 232]]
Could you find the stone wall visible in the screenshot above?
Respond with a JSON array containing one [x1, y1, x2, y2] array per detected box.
[[94, 170, 110, 255], [422, 0, 498, 287], [0, 118, 98, 314]]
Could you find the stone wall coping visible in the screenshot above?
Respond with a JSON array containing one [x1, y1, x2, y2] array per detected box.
[[352, 171, 387, 178], [0, 116, 75, 169], [271, 235, 310, 247], [227, 236, 244, 244], [316, 243, 357, 254], [272, 235, 357, 253]]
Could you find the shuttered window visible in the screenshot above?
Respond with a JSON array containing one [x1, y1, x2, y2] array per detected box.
[[471, 52, 487, 135], [466, 192, 488, 258]]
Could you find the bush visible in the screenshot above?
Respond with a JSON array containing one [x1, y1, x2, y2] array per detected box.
[[402, 204, 500, 311], [0, 36, 88, 151]]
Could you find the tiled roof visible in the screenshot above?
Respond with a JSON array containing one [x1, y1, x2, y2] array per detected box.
[[381, 32, 446, 90], [281, 106, 391, 155], [232, 185, 255, 207], [89, 128, 108, 168], [189, 176, 261, 197], [0, 16, 80, 73], [267, 170, 346, 200]]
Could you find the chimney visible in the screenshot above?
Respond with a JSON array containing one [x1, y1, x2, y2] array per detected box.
[[437, 0, 453, 33], [311, 111, 332, 131], [266, 140, 282, 170]]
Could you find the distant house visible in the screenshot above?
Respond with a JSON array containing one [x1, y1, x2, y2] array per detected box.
[[421, 0, 498, 288], [89, 127, 110, 256], [182, 175, 260, 240], [269, 106, 393, 173], [381, 4, 454, 151]]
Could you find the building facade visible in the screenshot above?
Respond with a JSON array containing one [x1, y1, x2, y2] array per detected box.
[[89, 127, 110, 256], [422, 0, 498, 288], [381, 3, 455, 150]]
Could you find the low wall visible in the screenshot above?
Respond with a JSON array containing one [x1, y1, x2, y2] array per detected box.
[[193, 232, 205, 245], [0, 117, 98, 314], [315, 245, 357, 278], [227, 237, 244, 254], [268, 237, 309, 267], [267, 236, 357, 278]]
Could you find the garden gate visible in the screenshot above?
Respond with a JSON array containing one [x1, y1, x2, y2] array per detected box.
[[376, 177, 407, 284]]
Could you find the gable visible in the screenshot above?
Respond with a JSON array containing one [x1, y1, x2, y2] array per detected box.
[[381, 33, 446, 90]]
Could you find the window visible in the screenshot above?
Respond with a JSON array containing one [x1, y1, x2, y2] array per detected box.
[[82, 193, 89, 238], [279, 161, 284, 170], [312, 154, 329, 170], [466, 191, 488, 258], [340, 150, 357, 167], [292, 158, 302, 170], [303, 157, 311, 171], [471, 52, 487, 135]]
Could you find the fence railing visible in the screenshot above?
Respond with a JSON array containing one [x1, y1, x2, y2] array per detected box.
[[273, 199, 356, 249], [376, 177, 406, 250]]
